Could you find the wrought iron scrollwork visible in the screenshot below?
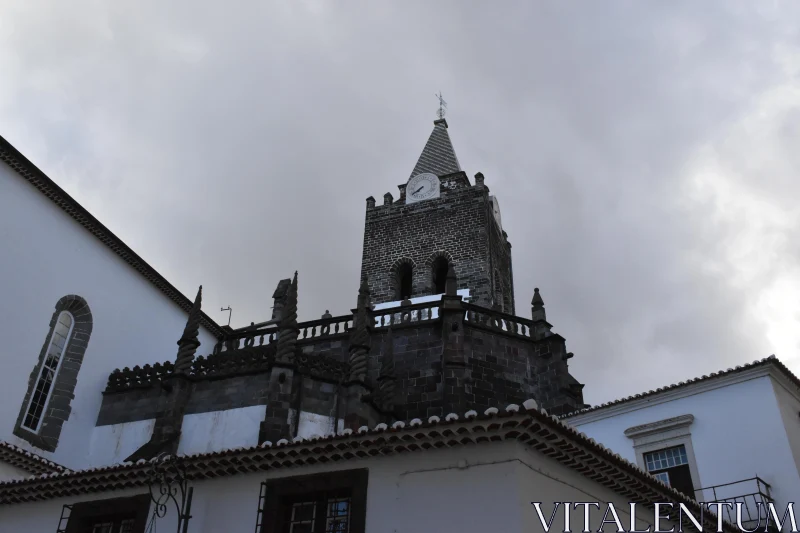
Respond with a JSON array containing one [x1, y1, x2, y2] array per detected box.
[[145, 454, 194, 533]]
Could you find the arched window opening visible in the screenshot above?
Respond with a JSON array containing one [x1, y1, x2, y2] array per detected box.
[[432, 257, 449, 294], [397, 263, 413, 300], [22, 311, 74, 432], [15, 295, 93, 452]]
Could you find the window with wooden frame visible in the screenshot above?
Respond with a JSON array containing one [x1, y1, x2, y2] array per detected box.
[[60, 494, 150, 533], [643, 444, 695, 497], [255, 469, 368, 533]]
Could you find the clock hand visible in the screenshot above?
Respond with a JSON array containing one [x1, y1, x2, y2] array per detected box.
[[413, 185, 425, 194]]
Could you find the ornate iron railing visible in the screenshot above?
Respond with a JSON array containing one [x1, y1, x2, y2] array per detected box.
[[146, 455, 194, 533], [695, 477, 773, 529]]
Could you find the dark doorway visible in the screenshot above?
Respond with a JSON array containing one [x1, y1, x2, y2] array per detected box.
[[396, 263, 413, 300], [432, 257, 449, 294]]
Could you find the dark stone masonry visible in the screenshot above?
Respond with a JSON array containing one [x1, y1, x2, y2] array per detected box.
[[96, 118, 587, 458]]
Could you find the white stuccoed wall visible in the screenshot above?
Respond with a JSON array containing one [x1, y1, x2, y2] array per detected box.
[[0, 161, 218, 470], [565, 374, 800, 517], [177, 406, 266, 456], [87, 419, 155, 468], [0, 441, 676, 533]]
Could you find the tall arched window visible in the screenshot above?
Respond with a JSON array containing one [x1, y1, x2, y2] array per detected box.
[[14, 295, 92, 452], [396, 262, 413, 300], [432, 256, 449, 294], [22, 311, 74, 432]]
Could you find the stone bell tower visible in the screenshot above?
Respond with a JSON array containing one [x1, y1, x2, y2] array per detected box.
[[360, 118, 514, 313]]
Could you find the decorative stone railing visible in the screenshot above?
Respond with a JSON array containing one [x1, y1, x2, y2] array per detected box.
[[373, 300, 440, 328], [462, 303, 534, 339], [105, 361, 175, 392], [191, 348, 274, 379], [105, 346, 348, 392], [298, 315, 353, 341], [105, 299, 543, 392], [213, 325, 279, 354]]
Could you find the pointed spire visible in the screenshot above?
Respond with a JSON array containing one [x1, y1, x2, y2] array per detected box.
[[275, 272, 299, 364], [409, 120, 461, 179], [174, 286, 202, 374], [532, 287, 544, 307], [348, 278, 372, 383], [531, 287, 546, 322], [357, 277, 372, 309], [378, 326, 396, 407]]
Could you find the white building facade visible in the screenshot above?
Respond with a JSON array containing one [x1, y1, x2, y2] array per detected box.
[[563, 357, 800, 529], [0, 137, 222, 471]]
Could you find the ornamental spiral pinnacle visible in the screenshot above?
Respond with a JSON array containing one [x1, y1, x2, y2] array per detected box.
[[174, 286, 202, 374], [275, 272, 299, 364], [378, 325, 396, 404], [347, 278, 371, 383]]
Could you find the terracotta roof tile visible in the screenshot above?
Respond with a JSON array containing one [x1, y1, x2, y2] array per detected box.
[[0, 403, 738, 531], [0, 442, 68, 477], [561, 355, 799, 418]]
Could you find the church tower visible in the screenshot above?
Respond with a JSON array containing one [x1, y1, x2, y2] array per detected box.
[[360, 118, 515, 313]]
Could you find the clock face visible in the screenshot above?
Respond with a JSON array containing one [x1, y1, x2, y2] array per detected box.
[[406, 173, 440, 203]]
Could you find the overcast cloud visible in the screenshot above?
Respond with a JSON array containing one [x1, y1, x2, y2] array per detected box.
[[2, 0, 799, 405]]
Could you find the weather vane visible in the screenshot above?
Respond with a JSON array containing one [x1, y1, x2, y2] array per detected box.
[[435, 91, 447, 120]]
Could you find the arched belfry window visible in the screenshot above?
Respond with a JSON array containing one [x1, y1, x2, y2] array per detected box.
[[396, 262, 413, 300], [14, 295, 92, 452], [432, 256, 449, 294]]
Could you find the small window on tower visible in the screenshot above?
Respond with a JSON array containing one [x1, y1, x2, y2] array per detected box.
[[397, 263, 413, 300], [432, 257, 449, 294]]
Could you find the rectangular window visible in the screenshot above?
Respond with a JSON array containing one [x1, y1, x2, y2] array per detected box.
[[257, 469, 367, 533], [644, 445, 695, 497], [62, 494, 149, 533]]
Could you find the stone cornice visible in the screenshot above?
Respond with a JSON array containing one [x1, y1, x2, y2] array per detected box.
[[624, 414, 694, 439]]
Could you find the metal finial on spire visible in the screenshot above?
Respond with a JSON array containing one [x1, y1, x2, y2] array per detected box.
[[435, 91, 447, 120]]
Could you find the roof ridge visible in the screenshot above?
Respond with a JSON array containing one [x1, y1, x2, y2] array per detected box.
[[0, 441, 69, 477], [0, 402, 740, 530], [0, 135, 225, 338], [560, 355, 795, 418]]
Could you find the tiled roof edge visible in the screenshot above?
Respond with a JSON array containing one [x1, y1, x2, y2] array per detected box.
[[561, 355, 797, 418], [0, 135, 225, 339], [0, 442, 68, 477], [0, 402, 737, 531]]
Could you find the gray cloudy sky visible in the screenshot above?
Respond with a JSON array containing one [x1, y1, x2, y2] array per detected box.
[[3, 1, 800, 406]]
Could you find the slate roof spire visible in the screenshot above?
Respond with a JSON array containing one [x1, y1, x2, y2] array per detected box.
[[409, 119, 462, 178]]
